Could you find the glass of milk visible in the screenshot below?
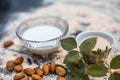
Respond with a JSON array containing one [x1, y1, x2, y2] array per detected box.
[[16, 16, 68, 55]]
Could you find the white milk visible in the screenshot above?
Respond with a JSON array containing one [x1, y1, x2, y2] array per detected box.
[[22, 25, 63, 41]]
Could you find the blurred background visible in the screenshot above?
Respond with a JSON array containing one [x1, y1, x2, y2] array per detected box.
[[0, 0, 120, 39]]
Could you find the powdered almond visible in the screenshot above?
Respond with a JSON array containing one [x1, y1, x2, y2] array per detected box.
[[35, 68, 43, 76], [32, 74, 43, 80], [6, 60, 15, 72], [24, 68, 35, 76], [14, 56, 23, 65], [15, 64, 23, 72], [14, 72, 25, 80]]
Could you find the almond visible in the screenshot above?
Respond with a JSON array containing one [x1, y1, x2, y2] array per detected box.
[[24, 68, 35, 76], [35, 68, 43, 76], [57, 76, 65, 80], [14, 72, 25, 80], [49, 62, 55, 73], [3, 40, 13, 47], [6, 60, 15, 72], [20, 78, 29, 80], [56, 66, 66, 76], [32, 74, 43, 80], [115, 70, 120, 75], [15, 64, 23, 72], [15, 56, 23, 65], [43, 64, 49, 75]]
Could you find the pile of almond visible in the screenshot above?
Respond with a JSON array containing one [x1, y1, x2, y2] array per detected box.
[[6, 56, 66, 80]]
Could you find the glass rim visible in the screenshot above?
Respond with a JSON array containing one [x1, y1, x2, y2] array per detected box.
[[16, 16, 69, 42]]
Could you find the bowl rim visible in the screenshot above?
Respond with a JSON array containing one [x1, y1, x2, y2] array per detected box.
[[76, 30, 116, 48], [16, 16, 68, 42]]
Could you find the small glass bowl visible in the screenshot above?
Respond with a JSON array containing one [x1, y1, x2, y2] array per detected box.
[[76, 30, 116, 49], [16, 16, 68, 55]]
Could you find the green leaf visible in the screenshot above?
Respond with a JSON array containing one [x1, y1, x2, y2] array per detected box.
[[64, 50, 79, 64], [66, 64, 76, 70], [82, 53, 97, 64], [86, 63, 108, 77], [78, 58, 85, 70], [72, 68, 81, 77], [80, 37, 97, 53], [109, 73, 120, 80], [66, 68, 81, 80], [81, 75, 89, 80], [60, 37, 77, 50], [66, 75, 80, 80], [66, 68, 89, 80], [110, 55, 120, 69]]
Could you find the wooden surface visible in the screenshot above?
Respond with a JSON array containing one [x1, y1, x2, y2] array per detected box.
[[0, 0, 120, 80]]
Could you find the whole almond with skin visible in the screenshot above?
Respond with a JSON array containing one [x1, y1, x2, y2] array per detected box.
[[20, 78, 29, 80], [43, 64, 49, 75], [15, 64, 23, 72], [56, 66, 66, 76], [15, 56, 23, 65], [24, 68, 35, 76], [49, 62, 55, 73], [115, 70, 120, 75], [6, 60, 15, 72], [57, 76, 65, 80], [32, 74, 43, 80], [3, 40, 13, 47], [14, 72, 25, 80], [35, 68, 43, 76]]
